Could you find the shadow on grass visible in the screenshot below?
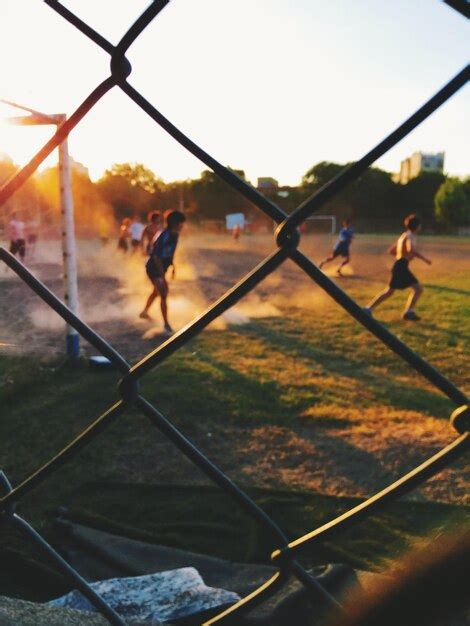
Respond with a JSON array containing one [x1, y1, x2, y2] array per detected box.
[[426, 284, 470, 297], [400, 322, 467, 351], [4, 482, 468, 602], [237, 322, 452, 418], [161, 349, 397, 491], [57, 483, 470, 581]]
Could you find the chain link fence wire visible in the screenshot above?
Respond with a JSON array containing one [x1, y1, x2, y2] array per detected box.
[[0, 1, 469, 624]]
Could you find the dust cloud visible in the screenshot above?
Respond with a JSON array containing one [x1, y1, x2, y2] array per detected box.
[[74, 237, 288, 336], [22, 233, 336, 339]]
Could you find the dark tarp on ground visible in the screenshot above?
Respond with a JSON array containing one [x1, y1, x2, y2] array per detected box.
[[3, 483, 466, 619], [53, 516, 361, 626]]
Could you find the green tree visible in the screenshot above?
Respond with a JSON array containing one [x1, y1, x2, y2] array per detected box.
[[347, 167, 397, 219], [301, 161, 349, 216], [400, 171, 446, 222], [259, 185, 308, 214], [189, 168, 254, 220], [302, 161, 344, 189], [96, 163, 162, 221], [301, 161, 398, 219], [159, 180, 194, 214], [106, 163, 163, 194], [434, 177, 470, 227]]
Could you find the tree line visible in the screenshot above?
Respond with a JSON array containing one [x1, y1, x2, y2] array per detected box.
[[1, 157, 468, 235], [300, 162, 469, 228]]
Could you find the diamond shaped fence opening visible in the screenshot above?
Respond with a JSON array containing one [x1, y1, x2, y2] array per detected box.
[[0, 1, 468, 625]]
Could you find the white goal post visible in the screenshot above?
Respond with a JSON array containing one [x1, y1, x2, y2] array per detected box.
[[306, 215, 336, 234]]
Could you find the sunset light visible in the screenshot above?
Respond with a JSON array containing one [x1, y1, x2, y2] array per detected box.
[[0, 3, 468, 625], [1, 0, 468, 185]]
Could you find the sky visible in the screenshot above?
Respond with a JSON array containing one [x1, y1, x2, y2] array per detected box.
[[0, 0, 468, 186]]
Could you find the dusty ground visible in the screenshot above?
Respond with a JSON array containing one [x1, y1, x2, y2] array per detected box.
[[0, 232, 469, 504], [2, 232, 468, 357]]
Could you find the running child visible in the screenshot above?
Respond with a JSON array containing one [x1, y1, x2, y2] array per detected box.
[[8, 212, 26, 262], [129, 215, 145, 254], [117, 217, 131, 253], [319, 219, 354, 276], [364, 214, 431, 321], [141, 211, 162, 255], [139, 210, 186, 334]]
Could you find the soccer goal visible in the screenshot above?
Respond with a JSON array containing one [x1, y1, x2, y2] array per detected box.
[[306, 215, 336, 234]]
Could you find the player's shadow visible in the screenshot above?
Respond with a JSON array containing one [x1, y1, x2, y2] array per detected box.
[[237, 323, 452, 418], [426, 284, 470, 297], [188, 351, 397, 493], [397, 321, 465, 348]]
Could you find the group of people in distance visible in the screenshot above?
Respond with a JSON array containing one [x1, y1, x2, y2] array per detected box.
[[138, 209, 429, 334], [5, 207, 431, 335], [117, 210, 186, 335], [320, 213, 431, 322], [117, 215, 145, 254]]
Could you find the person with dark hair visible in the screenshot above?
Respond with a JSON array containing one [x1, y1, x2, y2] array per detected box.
[[129, 215, 145, 254], [8, 212, 26, 262], [139, 210, 186, 334], [117, 217, 131, 253], [364, 214, 431, 321], [319, 219, 354, 276], [141, 211, 162, 255]]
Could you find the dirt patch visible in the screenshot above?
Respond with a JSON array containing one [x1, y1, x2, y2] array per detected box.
[[1, 234, 468, 505]]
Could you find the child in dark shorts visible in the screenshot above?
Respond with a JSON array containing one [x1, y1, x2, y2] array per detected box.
[[141, 211, 162, 255], [10, 239, 26, 259], [8, 212, 26, 262], [364, 214, 431, 321], [319, 219, 354, 276], [117, 218, 131, 252], [390, 258, 418, 290], [139, 210, 186, 334]]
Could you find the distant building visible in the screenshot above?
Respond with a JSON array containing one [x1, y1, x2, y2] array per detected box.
[[396, 151, 444, 184], [257, 177, 279, 190]]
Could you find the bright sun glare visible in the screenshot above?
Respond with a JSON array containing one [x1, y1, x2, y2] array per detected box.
[[0, 1, 468, 184]]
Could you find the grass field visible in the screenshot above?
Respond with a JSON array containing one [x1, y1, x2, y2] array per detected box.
[[0, 232, 469, 599]]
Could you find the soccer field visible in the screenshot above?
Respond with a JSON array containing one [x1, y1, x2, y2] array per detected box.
[[1, 231, 468, 503], [0, 231, 469, 598]]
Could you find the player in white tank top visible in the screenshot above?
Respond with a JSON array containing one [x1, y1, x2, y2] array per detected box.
[[364, 214, 431, 321]]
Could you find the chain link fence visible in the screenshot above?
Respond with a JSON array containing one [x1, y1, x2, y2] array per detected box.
[[1, 1, 469, 624]]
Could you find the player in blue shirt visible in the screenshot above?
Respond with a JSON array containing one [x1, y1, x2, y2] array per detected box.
[[139, 210, 186, 334], [319, 219, 354, 276]]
